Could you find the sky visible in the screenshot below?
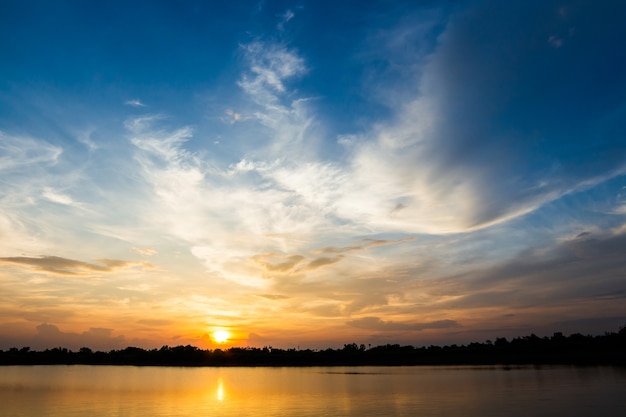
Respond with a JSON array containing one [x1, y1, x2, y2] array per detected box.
[[1, 0, 625, 351]]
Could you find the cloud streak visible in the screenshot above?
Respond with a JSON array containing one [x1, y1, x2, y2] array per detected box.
[[0, 131, 61, 171], [125, 99, 146, 107], [0, 256, 151, 276], [347, 317, 460, 332]]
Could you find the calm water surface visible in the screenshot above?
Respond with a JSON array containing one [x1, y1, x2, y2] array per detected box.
[[1, 365, 624, 416]]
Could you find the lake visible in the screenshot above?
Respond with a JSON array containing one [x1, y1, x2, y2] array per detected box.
[[1, 365, 624, 416]]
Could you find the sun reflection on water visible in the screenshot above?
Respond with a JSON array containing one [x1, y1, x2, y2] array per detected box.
[[216, 378, 225, 402]]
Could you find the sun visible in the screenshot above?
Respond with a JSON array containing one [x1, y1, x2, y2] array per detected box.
[[213, 330, 230, 344]]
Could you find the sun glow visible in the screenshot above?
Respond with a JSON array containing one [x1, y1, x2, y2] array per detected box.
[[213, 330, 230, 344]]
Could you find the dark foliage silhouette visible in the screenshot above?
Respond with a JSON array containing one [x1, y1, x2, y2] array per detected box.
[[1, 326, 624, 366]]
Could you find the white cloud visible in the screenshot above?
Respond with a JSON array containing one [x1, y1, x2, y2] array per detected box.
[[125, 114, 318, 286], [133, 247, 157, 256], [224, 108, 243, 124], [42, 187, 76, 206], [119, 22, 626, 299], [124, 114, 165, 134], [310, 1, 626, 235], [238, 42, 306, 99], [0, 132, 70, 254], [283, 9, 294, 22], [75, 128, 99, 151], [125, 99, 146, 107], [0, 131, 62, 171], [277, 9, 295, 30]]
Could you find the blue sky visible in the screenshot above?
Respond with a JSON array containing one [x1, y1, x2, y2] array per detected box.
[[1, 0, 625, 350]]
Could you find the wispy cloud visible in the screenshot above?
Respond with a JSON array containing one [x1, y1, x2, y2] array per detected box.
[[75, 128, 99, 151], [306, 256, 342, 270], [277, 9, 295, 31], [125, 99, 146, 107], [0, 131, 62, 171], [256, 293, 290, 300], [0, 255, 151, 276], [249, 237, 414, 278], [347, 317, 460, 331], [313, 238, 415, 255], [223, 108, 243, 124], [252, 253, 305, 273], [238, 41, 306, 98], [464, 228, 626, 306], [42, 187, 79, 207], [320, 1, 626, 235], [133, 247, 157, 256]]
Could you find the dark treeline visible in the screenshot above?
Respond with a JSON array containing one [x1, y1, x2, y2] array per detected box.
[[1, 326, 625, 366]]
